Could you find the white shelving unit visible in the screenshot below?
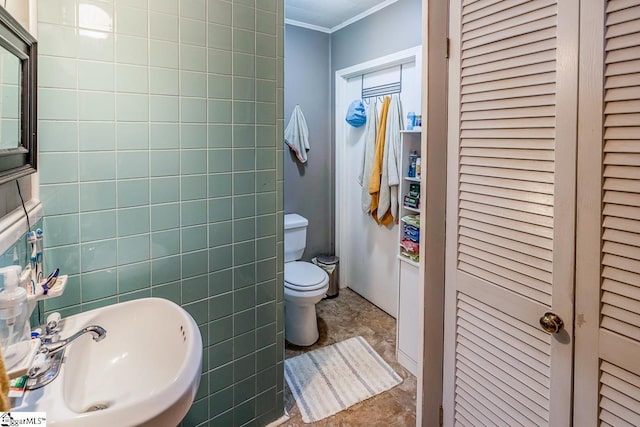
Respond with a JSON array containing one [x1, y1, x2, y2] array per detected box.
[[397, 129, 421, 264], [396, 129, 421, 376], [403, 206, 420, 214]]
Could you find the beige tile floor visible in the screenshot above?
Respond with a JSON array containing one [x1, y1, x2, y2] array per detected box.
[[283, 288, 417, 426]]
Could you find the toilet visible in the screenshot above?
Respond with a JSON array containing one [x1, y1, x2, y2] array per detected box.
[[284, 214, 329, 346]]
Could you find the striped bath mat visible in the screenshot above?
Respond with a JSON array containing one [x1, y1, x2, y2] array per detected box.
[[284, 336, 403, 423]]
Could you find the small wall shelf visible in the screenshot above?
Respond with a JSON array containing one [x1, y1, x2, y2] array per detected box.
[[27, 275, 68, 303], [26, 275, 68, 321], [396, 129, 421, 376], [398, 255, 419, 267]]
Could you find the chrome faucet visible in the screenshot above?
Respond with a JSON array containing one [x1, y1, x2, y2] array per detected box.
[[26, 317, 108, 389], [44, 325, 107, 355]]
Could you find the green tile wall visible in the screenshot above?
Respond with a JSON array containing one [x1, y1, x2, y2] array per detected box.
[[37, 0, 284, 425]]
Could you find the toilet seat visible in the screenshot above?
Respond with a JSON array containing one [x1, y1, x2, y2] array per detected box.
[[284, 261, 329, 292]]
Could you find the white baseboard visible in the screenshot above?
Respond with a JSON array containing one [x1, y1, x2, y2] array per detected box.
[[397, 349, 418, 377]]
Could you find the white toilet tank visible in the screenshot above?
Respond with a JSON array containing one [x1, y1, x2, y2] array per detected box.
[[284, 214, 308, 263]]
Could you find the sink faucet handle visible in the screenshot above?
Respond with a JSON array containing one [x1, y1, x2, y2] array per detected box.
[[45, 312, 61, 334], [43, 312, 62, 344], [47, 312, 61, 326]]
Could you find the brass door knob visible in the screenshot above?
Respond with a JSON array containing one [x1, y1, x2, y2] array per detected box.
[[540, 312, 564, 334]]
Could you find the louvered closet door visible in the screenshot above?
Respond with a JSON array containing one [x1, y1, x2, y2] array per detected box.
[[445, 0, 578, 426], [575, 0, 640, 425]]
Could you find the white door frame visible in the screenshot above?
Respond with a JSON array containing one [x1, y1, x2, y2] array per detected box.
[[419, 0, 449, 425], [334, 46, 423, 287], [334, 45, 422, 294], [334, 45, 423, 424], [335, 45, 422, 286]]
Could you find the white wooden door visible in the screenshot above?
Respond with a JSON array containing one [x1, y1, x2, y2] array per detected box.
[[575, 0, 640, 424], [342, 72, 399, 317], [444, 0, 578, 425]]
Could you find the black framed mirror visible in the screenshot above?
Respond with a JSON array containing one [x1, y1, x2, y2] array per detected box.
[[0, 6, 36, 185]]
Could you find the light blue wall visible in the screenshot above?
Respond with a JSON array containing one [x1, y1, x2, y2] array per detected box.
[[331, 0, 422, 73], [34, 0, 285, 425], [329, 1, 422, 248], [283, 0, 422, 253], [283, 24, 332, 260]]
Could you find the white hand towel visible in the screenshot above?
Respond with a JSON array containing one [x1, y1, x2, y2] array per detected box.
[[359, 102, 378, 213], [284, 105, 310, 163], [379, 94, 403, 223], [387, 94, 404, 222]]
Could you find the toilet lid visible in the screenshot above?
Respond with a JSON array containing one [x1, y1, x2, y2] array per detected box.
[[285, 262, 328, 291]]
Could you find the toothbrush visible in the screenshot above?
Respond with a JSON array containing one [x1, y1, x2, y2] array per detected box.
[[27, 231, 37, 289], [35, 268, 59, 296], [35, 228, 43, 283]]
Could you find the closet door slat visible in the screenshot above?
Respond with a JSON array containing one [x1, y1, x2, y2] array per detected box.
[[459, 218, 553, 250], [460, 225, 553, 261], [460, 94, 555, 112], [602, 11, 640, 349], [460, 164, 553, 183], [457, 336, 551, 396], [462, 4, 557, 43], [606, 59, 640, 77], [462, 72, 557, 96], [455, 295, 551, 424], [461, 40, 555, 69], [462, 61, 556, 86], [461, 181, 553, 205], [607, 0, 640, 13], [461, 106, 556, 122], [462, 0, 502, 15], [607, 4, 640, 26], [463, 27, 557, 60], [460, 235, 553, 272], [460, 190, 553, 216], [604, 265, 640, 288]]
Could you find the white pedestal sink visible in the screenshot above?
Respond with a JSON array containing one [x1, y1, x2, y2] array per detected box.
[[12, 298, 203, 427]]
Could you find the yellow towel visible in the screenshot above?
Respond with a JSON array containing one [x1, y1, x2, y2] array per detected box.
[[0, 346, 10, 411], [369, 97, 394, 226]]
